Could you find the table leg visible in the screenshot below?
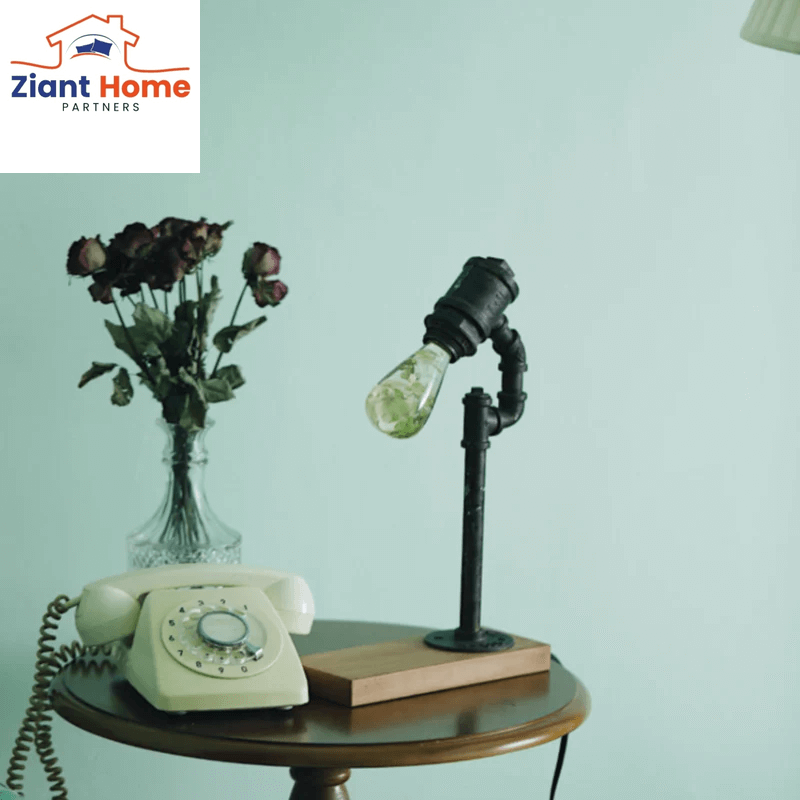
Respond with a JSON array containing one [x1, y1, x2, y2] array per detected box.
[[289, 767, 351, 799]]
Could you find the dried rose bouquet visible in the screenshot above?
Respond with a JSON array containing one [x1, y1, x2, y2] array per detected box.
[[66, 217, 286, 431]]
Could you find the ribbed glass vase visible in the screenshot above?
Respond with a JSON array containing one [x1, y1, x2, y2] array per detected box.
[[126, 419, 242, 569]]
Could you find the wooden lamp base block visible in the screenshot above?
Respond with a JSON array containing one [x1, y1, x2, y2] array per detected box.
[[301, 634, 550, 707]]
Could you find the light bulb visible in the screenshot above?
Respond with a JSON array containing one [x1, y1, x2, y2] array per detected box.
[[365, 341, 451, 438]]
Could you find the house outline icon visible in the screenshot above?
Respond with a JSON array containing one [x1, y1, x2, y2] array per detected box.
[[10, 14, 189, 72]]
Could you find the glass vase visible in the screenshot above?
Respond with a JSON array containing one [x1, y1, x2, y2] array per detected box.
[[126, 419, 242, 569]]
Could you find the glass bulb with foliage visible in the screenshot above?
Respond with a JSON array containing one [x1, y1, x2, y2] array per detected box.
[[67, 218, 287, 431]]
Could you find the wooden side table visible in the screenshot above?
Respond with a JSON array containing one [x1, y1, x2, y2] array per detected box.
[[50, 621, 590, 799]]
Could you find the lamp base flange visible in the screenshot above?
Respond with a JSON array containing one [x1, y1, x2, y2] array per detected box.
[[424, 628, 515, 653]]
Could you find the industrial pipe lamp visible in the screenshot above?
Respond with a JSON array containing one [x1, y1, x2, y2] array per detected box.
[[365, 257, 527, 652]]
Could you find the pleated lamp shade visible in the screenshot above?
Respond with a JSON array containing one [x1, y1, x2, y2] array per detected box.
[[741, 0, 800, 54]]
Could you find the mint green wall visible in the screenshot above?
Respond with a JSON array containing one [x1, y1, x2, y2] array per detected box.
[[3, 1, 799, 797]]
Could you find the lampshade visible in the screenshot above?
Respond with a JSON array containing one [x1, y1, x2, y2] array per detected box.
[[741, 0, 800, 54]]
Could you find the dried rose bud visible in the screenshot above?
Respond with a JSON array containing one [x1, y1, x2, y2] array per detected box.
[[117, 268, 145, 297], [190, 220, 209, 240], [153, 217, 192, 239], [181, 234, 207, 265], [251, 277, 288, 308], [110, 223, 155, 259], [164, 245, 190, 285], [174, 219, 226, 267], [67, 237, 106, 276], [242, 243, 281, 281], [203, 222, 228, 257], [88, 276, 114, 303]]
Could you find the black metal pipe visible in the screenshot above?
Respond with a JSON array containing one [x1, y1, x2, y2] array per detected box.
[[457, 388, 492, 639], [489, 316, 527, 434], [423, 301, 527, 653]]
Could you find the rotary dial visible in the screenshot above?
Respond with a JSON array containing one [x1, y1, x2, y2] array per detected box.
[[161, 596, 275, 679], [197, 610, 263, 658]]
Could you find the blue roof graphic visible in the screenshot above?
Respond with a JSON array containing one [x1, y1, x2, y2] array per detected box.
[[76, 38, 112, 56]]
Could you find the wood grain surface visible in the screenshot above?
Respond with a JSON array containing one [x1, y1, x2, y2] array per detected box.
[[301, 633, 550, 706], [51, 620, 590, 769]]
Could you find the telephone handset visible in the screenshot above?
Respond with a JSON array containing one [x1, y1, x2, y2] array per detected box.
[[75, 563, 315, 712]]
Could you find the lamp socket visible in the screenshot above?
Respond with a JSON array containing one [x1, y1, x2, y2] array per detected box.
[[423, 257, 519, 361]]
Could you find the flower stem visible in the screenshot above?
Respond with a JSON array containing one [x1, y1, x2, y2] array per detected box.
[[148, 286, 160, 312], [195, 266, 204, 378], [210, 281, 248, 378], [230, 281, 247, 324], [111, 294, 157, 385]]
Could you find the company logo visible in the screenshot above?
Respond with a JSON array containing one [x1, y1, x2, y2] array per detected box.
[[11, 13, 187, 72], [1, 2, 200, 173], [10, 13, 190, 105]]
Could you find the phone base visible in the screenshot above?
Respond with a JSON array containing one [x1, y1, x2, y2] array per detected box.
[[125, 585, 310, 712]]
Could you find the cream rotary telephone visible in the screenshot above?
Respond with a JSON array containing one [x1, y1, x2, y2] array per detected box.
[[6, 564, 314, 797], [75, 563, 315, 711]]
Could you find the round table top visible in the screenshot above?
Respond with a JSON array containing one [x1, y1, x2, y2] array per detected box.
[[51, 620, 590, 769]]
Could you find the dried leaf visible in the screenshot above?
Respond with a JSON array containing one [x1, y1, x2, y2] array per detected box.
[[132, 302, 173, 343], [176, 368, 208, 430], [111, 368, 133, 406], [216, 364, 245, 390], [78, 361, 116, 388], [200, 275, 222, 329], [213, 316, 266, 354], [138, 357, 176, 400], [105, 319, 161, 360], [201, 378, 234, 403]]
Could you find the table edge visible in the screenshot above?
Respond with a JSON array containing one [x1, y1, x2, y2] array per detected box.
[[51, 670, 590, 769]]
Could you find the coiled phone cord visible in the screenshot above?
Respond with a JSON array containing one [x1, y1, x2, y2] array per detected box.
[[6, 594, 113, 799]]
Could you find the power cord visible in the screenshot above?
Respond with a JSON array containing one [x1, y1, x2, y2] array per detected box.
[[6, 595, 114, 799], [548, 654, 569, 800]]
